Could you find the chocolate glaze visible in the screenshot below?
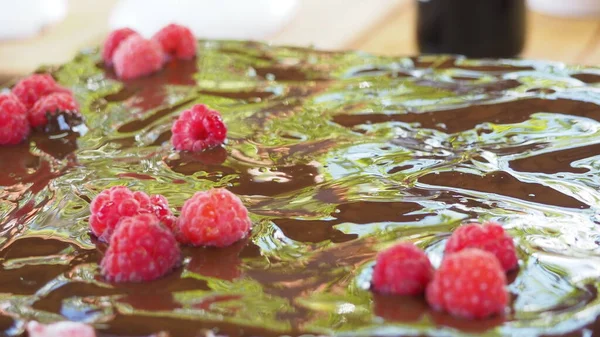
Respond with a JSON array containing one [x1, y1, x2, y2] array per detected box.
[[511, 143, 600, 174], [2, 41, 600, 336]]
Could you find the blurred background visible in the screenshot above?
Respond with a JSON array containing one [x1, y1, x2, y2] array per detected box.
[[0, 0, 599, 82]]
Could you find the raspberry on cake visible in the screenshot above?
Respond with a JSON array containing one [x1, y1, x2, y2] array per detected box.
[[101, 213, 181, 282], [444, 222, 518, 271], [426, 248, 508, 320], [89, 186, 175, 241], [113, 35, 164, 80], [26, 321, 96, 337], [102, 27, 140, 66], [171, 104, 227, 152], [371, 242, 434, 296], [149, 194, 178, 232], [29, 92, 80, 128], [152, 23, 197, 60], [177, 188, 251, 247], [11, 74, 69, 109], [0, 93, 30, 145]]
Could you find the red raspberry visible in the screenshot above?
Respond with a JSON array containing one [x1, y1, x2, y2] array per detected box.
[[150, 194, 177, 232], [177, 188, 251, 247], [0, 93, 30, 145], [426, 248, 508, 319], [152, 24, 197, 60], [113, 35, 164, 80], [11, 74, 68, 109], [28, 92, 80, 128], [26, 321, 96, 337], [89, 186, 174, 241], [171, 104, 227, 152], [444, 222, 518, 271], [371, 242, 434, 295], [102, 27, 140, 66], [101, 213, 181, 282]]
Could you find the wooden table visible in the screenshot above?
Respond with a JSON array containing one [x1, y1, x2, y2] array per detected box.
[[0, 0, 599, 81]]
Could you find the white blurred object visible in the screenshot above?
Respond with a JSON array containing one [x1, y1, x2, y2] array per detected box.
[[271, 0, 403, 49], [109, 0, 299, 39], [26, 321, 96, 337], [0, 0, 68, 40], [528, 0, 600, 18]]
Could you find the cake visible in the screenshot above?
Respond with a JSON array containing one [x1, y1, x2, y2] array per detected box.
[[1, 39, 600, 336]]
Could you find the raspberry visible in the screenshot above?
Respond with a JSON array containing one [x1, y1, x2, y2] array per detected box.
[[171, 104, 227, 152], [177, 188, 251, 247], [28, 92, 79, 128], [150, 194, 177, 232], [152, 24, 197, 60], [426, 248, 508, 319], [11, 74, 68, 109], [102, 28, 140, 66], [26, 321, 96, 337], [444, 222, 518, 271], [371, 242, 434, 295], [0, 93, 30, 145], [101, 213, 181, 282], [89, 186, 175, 241], [113, 35, 164, 80]]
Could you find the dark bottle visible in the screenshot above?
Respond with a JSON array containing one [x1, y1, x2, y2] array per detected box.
[[417, 0, 526, 58]]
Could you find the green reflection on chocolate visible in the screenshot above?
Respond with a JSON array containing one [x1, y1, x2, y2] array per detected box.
[[1, 40, 600, 336]]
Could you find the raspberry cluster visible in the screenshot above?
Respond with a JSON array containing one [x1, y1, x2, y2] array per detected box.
[[102, 26, 225, 152], [89, 186, 251, 283], [3, 25, 224, 154], [102, 24, 196, 80], [0, 74, 80, 145], [371, 221, 518, 320], [7, 25, 235, 285], [88, 186, 176, 241]]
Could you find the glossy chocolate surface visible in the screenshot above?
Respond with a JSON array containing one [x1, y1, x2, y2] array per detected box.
[[1, 41, 600, 336]]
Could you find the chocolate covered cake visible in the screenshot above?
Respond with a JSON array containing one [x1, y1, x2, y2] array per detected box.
[[1, 40, 600, 336]]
